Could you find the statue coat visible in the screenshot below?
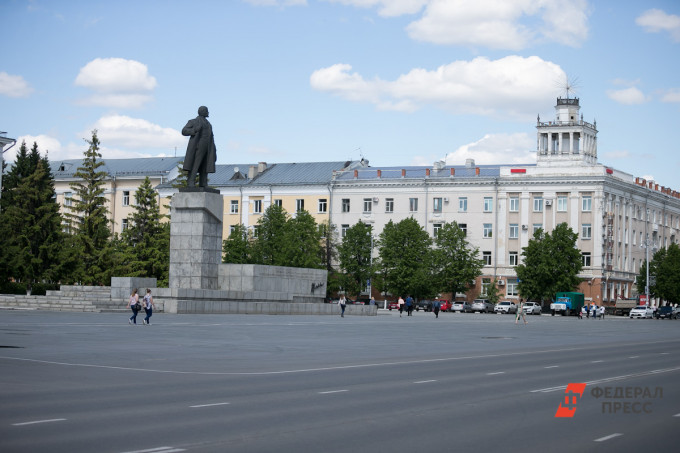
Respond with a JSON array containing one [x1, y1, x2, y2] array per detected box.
[[182, 116, 216, 174]]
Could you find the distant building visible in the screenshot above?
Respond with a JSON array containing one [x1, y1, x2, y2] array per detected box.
[[0, 131, 17, 211], [330, 98, 680, 305]]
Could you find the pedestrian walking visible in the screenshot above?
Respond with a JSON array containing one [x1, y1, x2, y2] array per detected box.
[[433, 300, 441, 318], [515, 299, 528, 325], [599, 305, 605, 319], [142, 288, 155, 325], [128, 288, 139, 325], [591, 303, 598, 319], [398, 296, 405, 317], [405, 295, 414, 316], [339, 295, 346, 318]]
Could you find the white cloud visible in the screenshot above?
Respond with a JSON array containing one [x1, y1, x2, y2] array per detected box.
[[311, 56, 565, 119], [660, 89, 680, 103], [606, 87, 647, 105], [636, 9, 680, 42], [405, 0, 588, 49], [81, 115, 185, 151], [5, 135, 64, 162], [325, 0, 428, 17], [441, 132, 536, 165], [74, 58, 157, 108], [0, 72, 34, 98]]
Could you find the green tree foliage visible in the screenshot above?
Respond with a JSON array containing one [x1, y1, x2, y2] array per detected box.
[[377, 217, 433, 299], [250, 203, 289, 266], [639, 243, 680, 304], [431, 221, 483, 297], [0, 142, 66, 292], [63, 131, 112, 285], [485, 278, 501, 305], [516, 223, 583, 302], [114, 177, 170, 285], [338, 221, 374, 299], [284, 210, 324, 269], [222, 223, 252, 264]]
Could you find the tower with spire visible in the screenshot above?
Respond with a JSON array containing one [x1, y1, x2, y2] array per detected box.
[[536, 97, 598, 167]]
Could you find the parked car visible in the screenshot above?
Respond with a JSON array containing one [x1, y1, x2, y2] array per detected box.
[[494, 301, 517, 314], [415, 300, 433, 312], [655, 306, 678, 319], [629, 305, 654, 319], [523, 301, 542, 315], [388, 301, 400, 310], [471, 299, 494, 313], [451, 301, 472, 313], [438, 300, 452, 312]]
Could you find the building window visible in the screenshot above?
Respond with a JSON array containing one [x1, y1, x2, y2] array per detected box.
[[582, 195, 592, 212], [122, 218, 129, 231], [533, 224, 542, 234], [253, 225, 260, 238], [341, 224, 349, 238], [409, 198, 418, 212], [509, 251, 518, 266], [633, 230, 636, 245], [481, 278, 491, 296], [459, 223, 467, 236], [459, 197, 467, 212], [319, 224, 327, 238], [557, 195, 568, 212], [64, 191, 72, 207], [274, 199, 282, 207], [433, 223, 442, 237], [296, 199, 304, 212], [253, 200, 262, 214], [123, 191, 130, 207], [484, 197, 493, 212], [509, 224, 519, 239], [230, 200, 239, 214], [582, 252, 591, 267], [385, 198, 394, 213], [229, 225, 236, 235], [533, 196, 543, 212], [507, 279, 518, 296], [433, 197, 443, 213], [582, 223, 592, 239], [509, 196, 519, 212], [318, 198, 327, 213], [363, 198, 372, 213], [483, 252, 492, 266], [483, 223, 493, 238], [342, 198, 350, 213]]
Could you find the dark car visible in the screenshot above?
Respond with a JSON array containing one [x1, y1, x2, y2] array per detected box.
[[655, 306, 678, 319], [415, 300, 433, 312]]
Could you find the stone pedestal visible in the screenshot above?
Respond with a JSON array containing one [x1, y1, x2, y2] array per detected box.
[[169, 191, 223, 290]]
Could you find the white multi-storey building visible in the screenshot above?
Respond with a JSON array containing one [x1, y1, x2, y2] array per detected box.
[[329, 97, 680, 306]]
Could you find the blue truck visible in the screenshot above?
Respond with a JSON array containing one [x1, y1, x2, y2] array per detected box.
[[550, 292, 585, 316]]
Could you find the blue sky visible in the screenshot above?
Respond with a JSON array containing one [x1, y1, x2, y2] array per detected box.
[[1, 0, 679, 187]]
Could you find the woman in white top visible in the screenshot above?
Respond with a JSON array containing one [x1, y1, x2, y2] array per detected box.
[[142, 288, 155, 325], [128, 288, 139, 325]]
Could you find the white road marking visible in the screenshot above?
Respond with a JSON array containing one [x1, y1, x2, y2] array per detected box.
[[12, 418, 66, 426], [673, 413, 680, 417], [629, 356, 639, 359], [659, 352, 670, 355], [120, 447, 186, 453], [318, 390, 348, 394], [486, 372, 505, 375], [531, 366, 680, 393], [414, 380, 437, 384], [544, 365, 559, 369], [189, 402, 230, 408], [0, 338, 675, 376], [594, 433, 623, 442], [591, 360, 604, 363]]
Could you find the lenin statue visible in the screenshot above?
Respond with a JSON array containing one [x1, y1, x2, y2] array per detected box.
[[182, 106, 217, 188]]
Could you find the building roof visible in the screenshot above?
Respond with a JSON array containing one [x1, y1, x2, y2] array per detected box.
[[51, 156, 184, 178], [333, 163, 535, 181]]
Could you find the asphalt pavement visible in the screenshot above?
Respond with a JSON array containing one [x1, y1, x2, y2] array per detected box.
[[1, 309, 679, 453]]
